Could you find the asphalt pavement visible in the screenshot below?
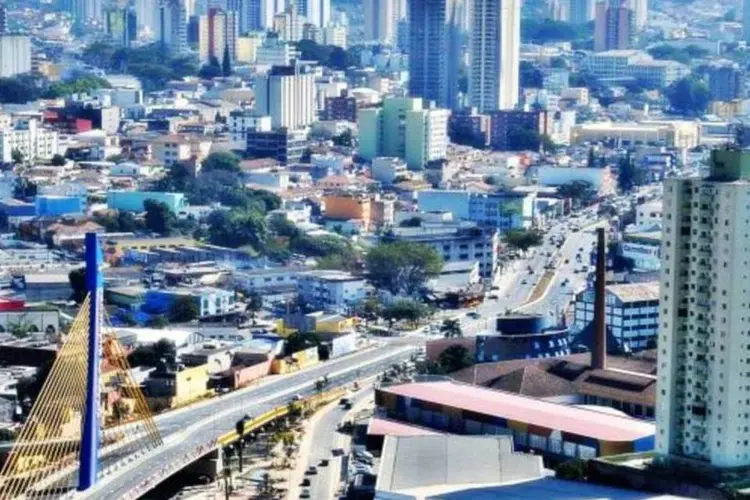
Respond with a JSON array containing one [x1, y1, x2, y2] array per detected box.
[[80, 343, 416, 499]]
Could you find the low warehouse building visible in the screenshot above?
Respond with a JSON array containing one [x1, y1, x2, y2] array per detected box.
[[375, 379, 655, 460]]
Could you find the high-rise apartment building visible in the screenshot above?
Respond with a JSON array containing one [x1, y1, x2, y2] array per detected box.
[[468, 0, 520, 112], [73, 0, 103, 26], [159, 0, 187, 53], [254, 65, 316, 129], [273, 4, 302, 41], [707, 62, 744, 102], [0, 3, 7, 34], [657, 147, 750, 468], [408, 0, 463, 109], [0, 35, 31, 78], [245, 0, 283, 31], [364, 0, 395, 42], [358, 97, 449, 170], [105, 4, 138, 47], [199, 7, 238, 62], [569, 0, 594, 24], [594, 0, 634, 52], [630, 0, 647, 29], [296, 0, 329, 27]]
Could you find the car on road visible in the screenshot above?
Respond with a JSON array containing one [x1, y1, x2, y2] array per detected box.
[[521, 279, 528, 284], [466, 311, 481, 319], [306, 466, 318, 475], [301, 478, 311, 487], [320, 459, 330, 466], [300, 488, 311, 498]]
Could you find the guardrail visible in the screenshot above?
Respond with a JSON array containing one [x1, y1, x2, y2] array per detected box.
[[119, 385, 349, 500]]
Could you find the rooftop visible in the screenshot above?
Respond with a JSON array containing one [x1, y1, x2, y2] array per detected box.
[[607, 282, 660, 303], [381, 380, 655, 442]]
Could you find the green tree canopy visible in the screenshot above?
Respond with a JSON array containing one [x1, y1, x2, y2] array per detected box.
[[199, 56, 222, 79], [50, 154, 67, 166], [665, 77, 712, 116], [201, 151, 241, 173], [557, 180, 597, 207], [383, 299, 431, 326], [437, 345, 474, 373], [68, 267, 87, 303], [520, 60, 543, 88], [144, 200, 176, 235], [206, 209, 268, 250], [503, 229, 544, 253], [129, 338, 177, 367], [169, 295, 199, 323], [366, 242, 443, 296], [440, 318, 463, 338]]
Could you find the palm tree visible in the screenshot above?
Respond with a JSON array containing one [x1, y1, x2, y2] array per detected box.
[[440, 319, 463, 338]]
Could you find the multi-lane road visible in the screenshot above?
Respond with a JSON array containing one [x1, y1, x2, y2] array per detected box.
[[80, 343, 416, 499]]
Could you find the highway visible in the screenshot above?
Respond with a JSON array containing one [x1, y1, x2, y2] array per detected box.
[[80, 343, 416, 499]]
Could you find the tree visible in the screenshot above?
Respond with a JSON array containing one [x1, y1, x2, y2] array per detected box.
[[332, 129, 353, 147], [129, 338, 177, 367], [665, 77, 711, 116], [504, 229, 544, 254], [366, 242, 443, 296], [382, 299, 430, 327], [557, 180, 597, 207], [507, 128, 542, 151], [617, 152, 639, 193], [519, 60, 543, 88], [68, 267, 87, 303], [437, 345, 473, 373], [556, 458, 587, 481], [222, 45, 232, 76], [206, 208, 268, 250], [198, 56, 222, 79], [245, 293, 263, 325], [440, 319, 463, 338], [399, 216, 423, 227], [50, 154, 66, 166], [169, 295, 199, 323], [11, 149, 23, 165], [201, 151, 241, 173], [145, 315, 170, 329], [144, 200, 176, 235]]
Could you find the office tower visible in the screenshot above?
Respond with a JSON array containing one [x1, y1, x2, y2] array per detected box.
[[547, 0, 568, 21], [396, 18, 408, 52], [469, 0, 520, 113], [657, 147, 750, 468], [745, 0, 750, 44], [254, 65, 316, 129], [364, 0, 395, 42], [199, 7, 238, 62], [408, 0, 463, 109], [159, 0, 187, 53], [296, 0, 329, 27], [405, 106, 450, 169], [594, 0, 634, 52], [0, 35, 31, 77], [106, 4, 138, 47], [707, 62, 745, 102], [246, 0, 284, 30], [569, 0, 594, 24], [302, 22, 322, 42], [0, 4, 7, 34]]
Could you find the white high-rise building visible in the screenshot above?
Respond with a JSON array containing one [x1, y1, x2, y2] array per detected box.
[[0, 35, 31, 78], [657, 147, 750, 468], [569, 0, 594, 24], [136, 0, 159, 38], [297, 0, 329, 27], [324, 24, 346, 48], [254, 65, 316, 129], [273, 5, 302, 41], [468, 0, 520, 112], [405, 106, 450, 170], [364, 0, 395, 43], [199, 7, 238, 62], [159, 0, 187, 54], [0, 119, 59, 164]]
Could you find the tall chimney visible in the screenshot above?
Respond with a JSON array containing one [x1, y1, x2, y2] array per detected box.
[[592, 227, 607, 370]]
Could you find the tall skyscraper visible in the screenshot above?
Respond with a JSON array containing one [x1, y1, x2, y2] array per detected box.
[[273, 4, 302, 41], [364, 0, 395, 42], [136, 0, 158, 38], [106, 3, 138, 47], [744, 0, 750, 45], [0, 3, 7, 34], [0, 35, 31, 77], [657, 147, 750, 468], [569, 0, 594, 24], [297, 0, 329, 27], [408, 0, 463, 110], [594, 0, 634, 52], [707, 62, 744, 102], [199, 7, 238, 62], [469, 0, 520, 112], [630, 0, 647, 28], [159, 0, 187, 53], [254, 64, 316, 129], [73, 0, 103, 27]]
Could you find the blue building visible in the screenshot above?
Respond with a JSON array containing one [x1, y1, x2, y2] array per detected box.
[[107, 190, 187, 213], [417, 190, 534, 232], [35, 196, 84, 216], [0, 200, 35, 217]]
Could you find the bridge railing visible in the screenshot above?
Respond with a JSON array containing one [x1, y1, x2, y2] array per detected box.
[[115, 385, 349, 499]]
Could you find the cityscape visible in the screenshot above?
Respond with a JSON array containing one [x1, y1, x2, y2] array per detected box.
[[0, 0, 746, 498]]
